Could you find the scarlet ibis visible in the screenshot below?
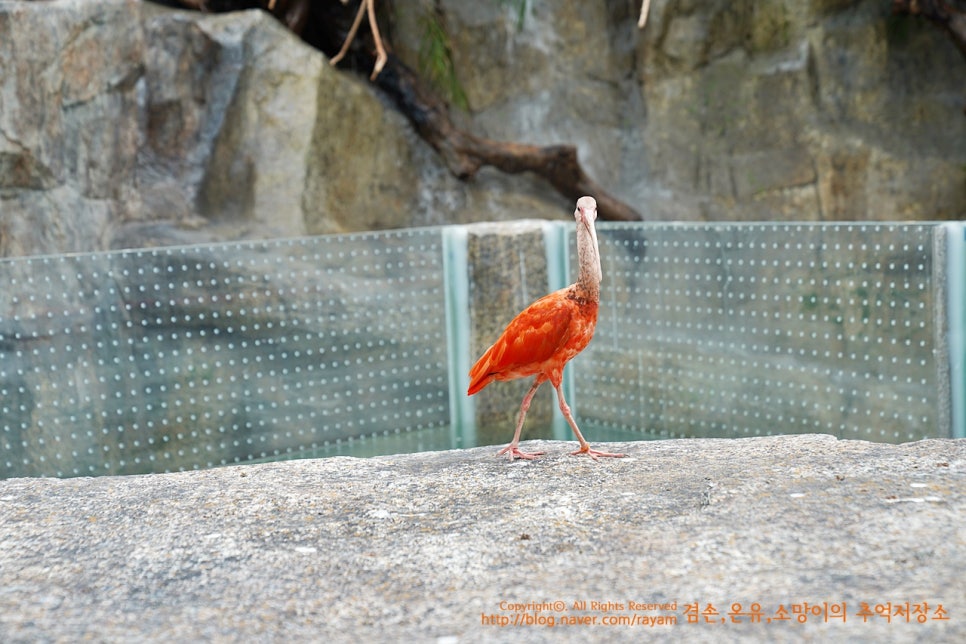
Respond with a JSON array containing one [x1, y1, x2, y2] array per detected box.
[[467, 196, 625, 461]]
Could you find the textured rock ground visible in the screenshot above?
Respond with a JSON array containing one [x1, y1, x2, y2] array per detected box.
[[0, 434, 962, 643]]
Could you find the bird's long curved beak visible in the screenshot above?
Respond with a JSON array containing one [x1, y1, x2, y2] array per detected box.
[[578, 207, 599, 251], [575, 201, 602, 287], [583, 211, 597, 235]]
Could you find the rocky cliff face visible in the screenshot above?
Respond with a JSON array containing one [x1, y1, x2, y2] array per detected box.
[[391, 0, 965, 222], [0, 0, 963, 257]]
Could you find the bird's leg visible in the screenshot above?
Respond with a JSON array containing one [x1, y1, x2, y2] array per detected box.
[[496, 379, 546, 460], [554, 383, 625, 460]]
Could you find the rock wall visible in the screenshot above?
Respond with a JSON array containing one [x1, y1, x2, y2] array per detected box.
[[0, 0, 963, 258], [0, 0, 531, 258], [390, 0, 965, 222], [0, 0, 144, 256]]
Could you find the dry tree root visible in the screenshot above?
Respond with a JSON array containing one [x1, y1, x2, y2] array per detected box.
[[373, 54, 642, 221], [329, 0, 387, 79]]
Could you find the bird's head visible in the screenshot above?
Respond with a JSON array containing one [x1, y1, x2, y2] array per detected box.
[[574, 196, 598, 228], [574, 196, 599, 247]]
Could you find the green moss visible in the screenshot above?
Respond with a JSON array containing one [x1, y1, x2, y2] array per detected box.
[[417, 10, 469, 111]]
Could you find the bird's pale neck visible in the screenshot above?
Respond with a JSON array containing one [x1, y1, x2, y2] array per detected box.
[[575, 216, 602, 303]]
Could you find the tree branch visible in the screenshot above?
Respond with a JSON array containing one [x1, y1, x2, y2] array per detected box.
[[373, 54, 642, 221]]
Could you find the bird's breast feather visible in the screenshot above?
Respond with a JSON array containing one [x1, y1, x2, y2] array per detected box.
[[493, 297, 575, 369]]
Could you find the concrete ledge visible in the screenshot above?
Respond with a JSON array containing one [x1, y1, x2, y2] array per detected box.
[[1, 435, 963, 642]]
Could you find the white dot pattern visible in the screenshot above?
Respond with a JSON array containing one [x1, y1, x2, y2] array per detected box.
[[0, 233, 448, 477], [577, 223, 942, 443]]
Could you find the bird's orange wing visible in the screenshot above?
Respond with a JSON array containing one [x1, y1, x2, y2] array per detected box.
[[467, 292, 574, 395]]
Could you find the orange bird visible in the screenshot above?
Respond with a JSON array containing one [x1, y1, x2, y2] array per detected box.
[[467, 196, 625, 461]]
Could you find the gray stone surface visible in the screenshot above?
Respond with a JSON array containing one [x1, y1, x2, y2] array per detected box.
[[0, 434, 962, 642]]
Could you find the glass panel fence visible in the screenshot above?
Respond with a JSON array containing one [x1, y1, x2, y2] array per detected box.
[[1, 222, 960, 477], [0, 232, 449, 477], [578, 223, 960, 443]]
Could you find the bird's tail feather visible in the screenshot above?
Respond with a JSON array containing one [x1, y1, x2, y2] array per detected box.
[[466, 344, 497, 396]]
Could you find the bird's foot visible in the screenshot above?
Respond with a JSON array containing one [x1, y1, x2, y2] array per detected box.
[[496, 444, 545, 461], [570, 445, 625, 460]]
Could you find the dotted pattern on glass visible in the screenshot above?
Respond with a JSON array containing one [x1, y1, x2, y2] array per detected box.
[[0, 232, 448, 477], [576, 223, 941, 443]]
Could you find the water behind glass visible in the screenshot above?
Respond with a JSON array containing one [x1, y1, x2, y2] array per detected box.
[[0, 232, 451, 477], [578, 223, 951, 443]]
